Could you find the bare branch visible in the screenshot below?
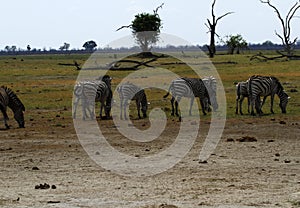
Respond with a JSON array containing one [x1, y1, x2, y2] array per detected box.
[[116, 24, 132, 31], [260, 0, 286, 37], [275, 30, 285, 45], [286, 3, 300, 37], [153, 3, 164, 14], [216, 12, 234, 23]]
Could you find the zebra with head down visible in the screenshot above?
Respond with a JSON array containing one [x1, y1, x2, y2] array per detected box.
[[248, 75, 289, 115], [0, 86, 25, 129], [163, 77, 212, 117], [73, 75, 112, 120]]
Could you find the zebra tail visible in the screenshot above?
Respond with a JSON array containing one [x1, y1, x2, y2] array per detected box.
[[163, 92, 169, 98], [163, 83, 172, 98]]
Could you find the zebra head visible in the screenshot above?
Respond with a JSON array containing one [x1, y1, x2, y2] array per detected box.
[[5, 87, 26, 128], [278, 90, 289, 114], [13, 105, 25, 128]]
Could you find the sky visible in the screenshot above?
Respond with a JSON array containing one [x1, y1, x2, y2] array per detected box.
[[1, 0, 300, 50]]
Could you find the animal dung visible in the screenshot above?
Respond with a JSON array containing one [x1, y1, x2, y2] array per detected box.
[[236, 136, 257, 142]]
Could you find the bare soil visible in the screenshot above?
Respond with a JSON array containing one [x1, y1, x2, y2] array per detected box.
[[1, 110, 300, 208]]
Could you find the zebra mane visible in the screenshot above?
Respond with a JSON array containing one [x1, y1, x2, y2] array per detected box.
[[1, 86, 25, 111]]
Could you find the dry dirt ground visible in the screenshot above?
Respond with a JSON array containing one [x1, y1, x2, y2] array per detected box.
[[1, 109, 300, 208]]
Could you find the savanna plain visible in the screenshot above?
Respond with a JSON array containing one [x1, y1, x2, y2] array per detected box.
[[0, 51, 299, 208]]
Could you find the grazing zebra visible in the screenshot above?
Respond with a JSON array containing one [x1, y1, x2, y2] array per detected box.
[[0, 86, 25, 129], [163, 77, 211, 116], [117, 83, 148, 120], [248, 75, 289, 115], [235, 81, 250, 115], [73, 76, 112, 120], [202, 76, 218, 111]]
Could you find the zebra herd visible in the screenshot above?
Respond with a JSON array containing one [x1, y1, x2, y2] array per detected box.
[[0, 74, 290, 129], [73, 74, 289, 121], [236, 75, 290, 116]]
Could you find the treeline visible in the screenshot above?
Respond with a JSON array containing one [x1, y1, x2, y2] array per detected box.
[[0, 43, 299, 56]]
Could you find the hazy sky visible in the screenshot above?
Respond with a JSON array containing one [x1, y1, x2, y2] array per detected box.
[[1, 0, 300, 50]]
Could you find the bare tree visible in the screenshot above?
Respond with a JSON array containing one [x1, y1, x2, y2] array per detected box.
[[205, 0, 233, 58], [260, 0, 300, 56]]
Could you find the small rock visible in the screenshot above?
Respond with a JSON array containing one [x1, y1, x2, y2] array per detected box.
[[32, 166, 39, 170], [279, 121, 286, 124], [268, 139, 275, 142], [275, 153, 280, 157], [199, 160, 208, 164], [51, 185, 56, 189], [284, 159, 291, 163]]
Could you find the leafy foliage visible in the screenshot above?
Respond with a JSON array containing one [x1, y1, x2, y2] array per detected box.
[[82, 40, 97, 51], [224, 34, 248, 54]]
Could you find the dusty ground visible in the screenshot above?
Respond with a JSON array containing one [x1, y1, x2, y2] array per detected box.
[[0, 109, 300, 208]]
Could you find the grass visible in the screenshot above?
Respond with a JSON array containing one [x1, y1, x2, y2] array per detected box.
[[0, 51, 299, 121]]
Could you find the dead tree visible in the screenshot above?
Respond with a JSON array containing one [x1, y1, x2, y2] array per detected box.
[[260, 0, 300, 56], [205, 0, 233, 58]]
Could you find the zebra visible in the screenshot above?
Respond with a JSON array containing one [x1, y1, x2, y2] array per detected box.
[[248, 75, 289, 115], [163, 77, 211, 117], [202, 76, 218, 111], [235, 81, 250, 115], [73, 75, 112, 120], [0, 86, 25, 129], [117, 83, 148, 120]]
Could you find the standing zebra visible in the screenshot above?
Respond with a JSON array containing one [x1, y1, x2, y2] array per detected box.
[[0, 86, 25, 129], [235, 81, 250, 115], [117, 83, 148, 120], [73, 76, 112, 120], [203, 76, 218, 111], [163, 77, 211, 116], [248, 75, 289, 115]]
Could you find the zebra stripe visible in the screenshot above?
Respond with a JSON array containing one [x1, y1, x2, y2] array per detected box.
[[163, 77, 210, 116], [248, 75, 289, 115], [117, 83, 148, 120], [73, 78, 112, 120], [0, 86, 25, 128]]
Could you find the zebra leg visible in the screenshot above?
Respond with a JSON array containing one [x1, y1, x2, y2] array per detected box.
[[136, 100, 141, 119], [239, 96, 244, 115], [73, 97, 79, 119], [0, 106, 9, 129], [270, 94, 275, 114], [235, 96, 240, 114], [175, 97, 181, 117], [120, 100, 123, 120], [250, 96, 256, 116], [199, 98, 207, 116], [171, 97, 175, 116], [247, 97, 250, 114], [255, 97, 262, 115], [189, 97, 194, 116], [99, 102, 104, 119], [82, 100, 87, 120], [124, 102, 128, 120]]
